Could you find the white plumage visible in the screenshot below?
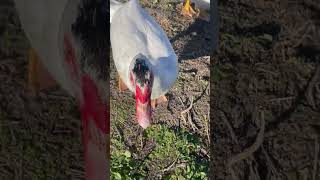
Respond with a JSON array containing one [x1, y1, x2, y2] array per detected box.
[[13, 1, 109, 178], [13, 0, 81, 97], [188, 0, 210, 10], [110, 0, 178, 100], [110, 0, 123, 23]]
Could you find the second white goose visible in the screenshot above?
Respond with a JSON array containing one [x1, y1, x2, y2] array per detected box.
[[110, 0, 179, 129]]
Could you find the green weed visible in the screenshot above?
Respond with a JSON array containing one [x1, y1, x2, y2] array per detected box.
[[111, 125, 208, 179]]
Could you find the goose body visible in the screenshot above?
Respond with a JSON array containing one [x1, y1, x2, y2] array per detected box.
[[181, 0, 210, 21], [13, 0, 109, 179], [14, 0, 77, 95], [110, 0, 123, 23], [111, 0, 178, 100], [189, 0, 210, 10]]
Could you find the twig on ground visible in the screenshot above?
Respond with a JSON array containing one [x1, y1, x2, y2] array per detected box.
[[175, 162, 187, 169], [206, 104, 210, 144], [292, 25, 311, 48], [227, 110, 265, 180], [178, 97, 187, 125], [269, 96, 296, 103], [162, 158, 177, 173], [200, 148, 210, 158], [68, 168, 86, 177], [180, 96, 197, 131], [114, 123, 124, 142], [8, 124, 16, 145], [248, 159, 261, 180], [306, 64, 320, 110], [261, 146, 278, 178], [178, 97, 184, 106], [256, 67, 279, 76], [312, 136, 319, 180], [220, 110, 239, 144]]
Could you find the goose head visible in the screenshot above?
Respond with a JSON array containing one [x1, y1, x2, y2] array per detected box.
[[60, 0, 109, 179], [129, 55, 154, 129]]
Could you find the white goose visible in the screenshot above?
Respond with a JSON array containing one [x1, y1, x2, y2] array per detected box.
[[110, 0, 179, 129], [13, 0, 109, 179], [181, 0, 210, 21], [110, 0, 123, 23]]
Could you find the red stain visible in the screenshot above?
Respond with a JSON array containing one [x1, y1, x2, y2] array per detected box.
[[81, 74, 109, 134], [63, 33, 109, 179], [81, 74, 110, 180], [63, 33, 109, 133], [135, 85, 151, 104]]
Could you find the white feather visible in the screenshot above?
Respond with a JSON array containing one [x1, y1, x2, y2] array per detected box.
[[13, 0, 82, 97], [110, 0, 178, 100], [110, 0, 123, 23]]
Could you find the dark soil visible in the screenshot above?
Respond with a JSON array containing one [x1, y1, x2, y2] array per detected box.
[[212, 0, 320, 179]]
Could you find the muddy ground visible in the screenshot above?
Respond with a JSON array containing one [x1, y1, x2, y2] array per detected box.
[[212, 0, 320, 180]]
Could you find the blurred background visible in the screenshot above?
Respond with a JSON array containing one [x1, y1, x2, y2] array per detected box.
[[212, 0, 320, 179]]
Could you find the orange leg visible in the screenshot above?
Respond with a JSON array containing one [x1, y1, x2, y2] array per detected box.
[[181, 0, 198, 17], [151, 95, 168, 109], [28, 48, 57, 95], [118, 76, 128, 92]]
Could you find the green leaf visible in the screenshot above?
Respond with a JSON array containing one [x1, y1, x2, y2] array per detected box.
[[124, 150, 131, 158], [113, 172, 122, 180]]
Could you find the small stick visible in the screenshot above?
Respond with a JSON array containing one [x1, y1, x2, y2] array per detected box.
[[256, 67, 279, 76], [178, 97, 187, 125], [220, 111, 239, 144], [206, 104, 210, 144], [306, 64, 320, 109], [181, 96, 193, 115], [312, 137, 319, 180], [269, 96, 295, 102], [262, 146, 278, 177], [227, 111, 265, 180], [181, 96, 197, 130], [188, 108, 198, 131], [162, 158, 177, 173], [178, 97, 184, 107]]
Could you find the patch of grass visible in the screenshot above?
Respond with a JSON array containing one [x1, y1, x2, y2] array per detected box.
[[111, 124, 208, 179]]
